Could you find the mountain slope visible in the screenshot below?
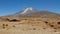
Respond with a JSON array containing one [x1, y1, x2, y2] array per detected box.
[[4, 7, 60, 18], [14, 7, 38, 16]]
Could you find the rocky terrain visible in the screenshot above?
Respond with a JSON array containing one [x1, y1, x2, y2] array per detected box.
[[0, 7, 60, 34]]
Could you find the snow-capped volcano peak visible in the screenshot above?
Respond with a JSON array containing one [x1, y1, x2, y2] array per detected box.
[[20, 7, 37, 14], [26, 7, 33, 10], [5, 7, 60, 18], [21, 7, 33, 14]]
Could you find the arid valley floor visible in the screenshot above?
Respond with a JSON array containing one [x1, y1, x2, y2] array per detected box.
[[0, 17, 60, 34]]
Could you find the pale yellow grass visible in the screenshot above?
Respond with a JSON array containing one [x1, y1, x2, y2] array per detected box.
[[0, 17, 60, 34]]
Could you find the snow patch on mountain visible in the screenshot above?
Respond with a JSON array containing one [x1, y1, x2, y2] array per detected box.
[[20, 7, 33, 14]]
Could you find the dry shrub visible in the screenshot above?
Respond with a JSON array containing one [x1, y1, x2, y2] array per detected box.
[[50, 25, 54, 27], [2, 24, 5, 29], [33, 28, 36, 30], [9, 19, 19, 22], [44, 21, 48, 24], [13, 25, 15, 27], [2, 24, 8, 29], [57, 22, 60, 24], [3, 24, 5, 26], [43, 28, 46, 29], [6, 24, 8, 26], [3, 26, 5, 29]]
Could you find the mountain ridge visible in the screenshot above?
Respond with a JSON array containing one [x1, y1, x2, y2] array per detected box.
[[1, 7, 60, 18]]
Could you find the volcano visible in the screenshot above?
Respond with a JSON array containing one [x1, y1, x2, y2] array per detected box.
[[3, 7, 60, 18]]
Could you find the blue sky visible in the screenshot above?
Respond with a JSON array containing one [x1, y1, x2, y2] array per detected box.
[[0, 0, 60, 16]]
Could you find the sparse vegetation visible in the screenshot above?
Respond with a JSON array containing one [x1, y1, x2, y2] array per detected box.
[[13, 25, 15, 27], [33, 28, 36, 30], [6, 24, 8, 27], [0, 17, 60, 33], [2, 24, 5, 29], [3, 24, 5, 26], [43, 28, 46, 29], [9, 19, 19, 22], [2, 24, 8, 29], [57, 22, 60, 24], [44, 21, 48, 24], [54, 28, 57, 29], [50, 25, 54, 27], [54, 30, 57, 32], [3, 26, 5, 29]]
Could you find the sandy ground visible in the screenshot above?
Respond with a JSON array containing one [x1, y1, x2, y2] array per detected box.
[[0, 18, 60, 34], [0, 29, 60, 34]]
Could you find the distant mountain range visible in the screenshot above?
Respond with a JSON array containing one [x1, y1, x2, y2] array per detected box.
[[2, 7, 60, 18]]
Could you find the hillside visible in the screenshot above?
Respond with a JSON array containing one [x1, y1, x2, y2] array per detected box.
[[0, 7, 60, 34]]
